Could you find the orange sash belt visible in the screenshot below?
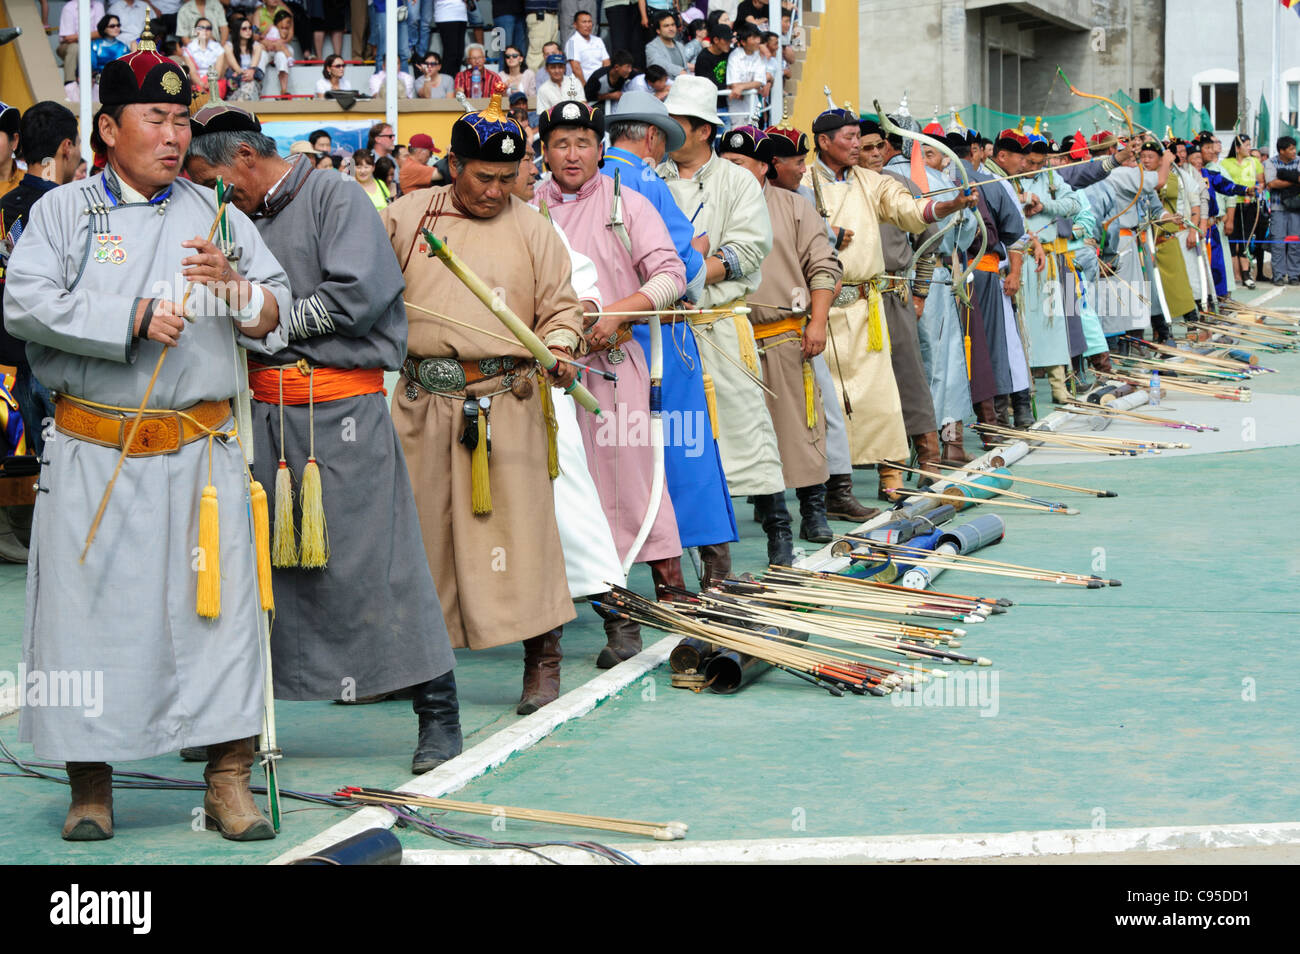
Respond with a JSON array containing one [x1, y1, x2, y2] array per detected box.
[[974, 253, 1002, 273], [248, 363, 387, 405], [751, 315, 806, 340]]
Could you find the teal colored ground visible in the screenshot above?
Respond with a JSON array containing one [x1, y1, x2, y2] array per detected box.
[[0, 288, 1297, 862]]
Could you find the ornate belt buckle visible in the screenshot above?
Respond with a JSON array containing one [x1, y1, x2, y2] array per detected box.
[[419, 357, 467, 393], [833, 284, 861, 308], [607, 347, 625, 365], [121, 410, 183, 457]]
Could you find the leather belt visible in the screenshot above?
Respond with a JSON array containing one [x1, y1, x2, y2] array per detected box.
[[54, 395, 232, 457], [402, 354, 525, 394]]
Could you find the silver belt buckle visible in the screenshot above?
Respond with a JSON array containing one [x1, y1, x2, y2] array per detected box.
[[833, 284, 862, 308], [418, 357, 468, 393]]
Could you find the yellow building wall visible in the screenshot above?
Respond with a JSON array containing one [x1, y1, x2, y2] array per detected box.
[[791, 4, 861, 135]]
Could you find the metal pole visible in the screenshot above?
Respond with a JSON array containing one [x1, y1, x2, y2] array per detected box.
[[1235, 0, 1247, 135], [386, 0, 398, 140], [1273, 0, 1282, 146], [79, 0, 91, 161], [768, 0, 782, 125]]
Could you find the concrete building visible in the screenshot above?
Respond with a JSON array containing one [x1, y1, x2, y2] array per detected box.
[[1163, 0, 1300, 142], [860, 0, 1164, 122]]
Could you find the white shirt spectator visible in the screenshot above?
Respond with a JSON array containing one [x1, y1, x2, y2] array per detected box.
[[369, 69, 416, 97], [564, 31, 608, 83], [315, 76, 356, 95], [536, 77, 566, 113], [151, 0, 182, 13], [725, 46, 766, 87], [59, 1, 106, 36], [107, 0, 150, 47], [185, 37, 223, 73], [434, 0, 467, 18]]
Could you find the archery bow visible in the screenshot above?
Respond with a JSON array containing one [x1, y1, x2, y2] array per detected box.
[[1058, 67, 1142, 232]]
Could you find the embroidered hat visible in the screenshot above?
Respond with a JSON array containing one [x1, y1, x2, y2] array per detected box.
[[765, 124, 809, 158], [98, 23, 191, 110], [537, 100, 604, 144], [715, 124, 772, 164], [812, 107, 858, 135], [449, 86, 525, 163], [993, 128, 1030, 154]]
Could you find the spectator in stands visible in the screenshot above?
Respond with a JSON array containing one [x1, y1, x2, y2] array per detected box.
[[706, 6, 733, 29], [263, 8, 297, 93], [368, 121, 396, 159], [315, 52, 353, 96], [625, 62, 668, 100], [556, 0, 593, 46], [605, 0, 642, 69], [416, 51, 455, 98], [733, 0, 769, 30], [644, 10, 689, 80], [310, 129, 333, 152], [107, 0, 150, 48], [564, 9, 606, 87], [693, 21, 731, 90], [434, 1, 470, 81], [584, 49, 635, 106], [682, 18, 708, 62], [399, 132, 447, 192], [352, 148, 390, 209], [308, 0, 347, 60], [639, 1, 676, 39], [454, 43, 503, 98], [493, 0, 527, 62], [508, 90, 531, 128], [184, 19, 226, 95], [374, 154, 397, 197], [56, 0, 105, 91], [74, 159, 89, 181], [178, 0, 229, 44], [760, 30, 790, 80], [369, 56, 416, 97], [91, 16, 131, 75], [222, 16, 267, 99], [524, 1, 559, 72], [499, 45, 536, 98], [0, 103, 20, 202], [724, 23, 767, 126], [535, 52, 568, 112]]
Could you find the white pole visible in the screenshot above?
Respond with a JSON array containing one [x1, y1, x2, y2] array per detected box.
[[768, 0, 782, 125], [386, 0, 398, 139], [79, 0, 91, 161], [1272, 0, 1282, 147]]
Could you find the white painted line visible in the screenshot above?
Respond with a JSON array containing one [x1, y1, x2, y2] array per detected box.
[[270, 635, 679, 864], [1250, 286, 1285, 307], [400, 821, 1300, 865]]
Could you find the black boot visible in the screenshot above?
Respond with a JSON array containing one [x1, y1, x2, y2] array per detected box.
[[795, 484, 833, 544], [412, 671, 463, 774], [1010, 389, 1035, 428], [593, 595, 643, 669], [1151, 313, 1173, 344], [754, 492, 794, 566], [993, 394, 1012, 427]]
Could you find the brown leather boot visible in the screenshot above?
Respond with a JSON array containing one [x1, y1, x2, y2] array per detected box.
[[63, 762, 114, 841], [204, 738, 275, 841], [911, 431, 942, 485], [1088, 350, 1115, 375], [696, 544, 731, 590], [877, 462, 905, 501], [594, 597, 643, 669], [649, 555, 689, 600], [824, 473, 880, 522], [941, 422, 973, 465], [517, 628, 562, 715], [974, 399, 1000, 448]]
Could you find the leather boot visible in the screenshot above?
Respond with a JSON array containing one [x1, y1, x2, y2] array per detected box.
[[1151, 313, 1172, 343], [697, 543, 731, 589], [911, 431, 941, 485], [941, 421, 973, 465], [1046, 365, 1070, 404], [1011, 389, 1035, 428], [993, 394, 1012, 427], [877, 462, 905, 502], [974, 399, 1000, 448], [517, 628, 562, 715], [795, 484, 833, 544], [754, 492, 794, 566], [1088, 350, 1115, 376], [411, 670, 463, 774], [203, 738, 275, 841], [594, 595, 643, 669], [824, 473, 880, 522], [63, 762, 113, 841], [649, 555, 688, 601]]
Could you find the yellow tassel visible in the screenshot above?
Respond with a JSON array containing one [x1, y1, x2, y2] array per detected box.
[[271, 461, 297, 568], [538, 378, 560, 479], [196, 485, 221, 619], [249, 480, 275, 612], [470, 408, 492, 514], [964, 334, 973, 380], [298, 457, 329, 568], [867, 287, 885, 352], [733, 313, 760, 376], [701, 372, 720, 439], [803, 360, 817, 430]]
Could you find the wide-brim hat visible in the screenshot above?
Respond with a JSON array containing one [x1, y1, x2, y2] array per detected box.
[[663, 75, 722, 128], [608, 89, 686, 153]]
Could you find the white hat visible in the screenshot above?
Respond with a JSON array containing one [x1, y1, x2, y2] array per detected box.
[[663, 74, 722, 128]]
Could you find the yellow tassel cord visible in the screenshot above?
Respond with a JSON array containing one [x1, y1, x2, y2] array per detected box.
[[249, 480, 275, 612], [701, 372, 720, 439], [298, 366, 329, 568], [733, 313, 760, 376], [271, 371, 298, 567], [802, 360, 817, 429], [538, 372, 560, 479], [196, 439, 221, 619], [867, 286, 885, 352], [470, 407, 492, 514]]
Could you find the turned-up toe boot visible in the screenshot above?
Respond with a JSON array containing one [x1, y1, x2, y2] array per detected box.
[[754, 492, 795, 566], [62, 762, 114, 841], [824, 473, 879, 522], [204, 738, 275, 841], [411, 670, 464, 774], [517, 628, 563, 715], [796, 483, 833, 544], [594, 594, 643, 669]]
